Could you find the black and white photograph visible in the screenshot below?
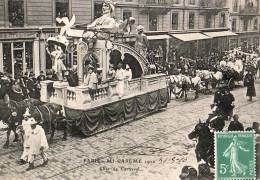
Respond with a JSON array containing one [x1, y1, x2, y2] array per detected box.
[[0, 0, 259, 179]]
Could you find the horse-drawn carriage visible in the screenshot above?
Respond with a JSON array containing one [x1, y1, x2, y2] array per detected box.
[[211, 66, 244, 90]]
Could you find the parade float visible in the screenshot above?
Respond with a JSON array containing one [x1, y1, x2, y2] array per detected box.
[[40, 0, 169, 136]]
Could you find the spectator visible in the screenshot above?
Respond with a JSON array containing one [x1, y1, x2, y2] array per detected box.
[[37, 71, 46, 82], [244, 71, 256, 101], [179, 165, 197, 180], [228, 114, 244, 131]]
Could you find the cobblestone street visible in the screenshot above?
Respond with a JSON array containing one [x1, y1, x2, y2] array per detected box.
[[0, 82, 259, 180]]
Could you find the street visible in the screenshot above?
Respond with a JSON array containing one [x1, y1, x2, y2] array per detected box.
[[0, 82, 259, 180]]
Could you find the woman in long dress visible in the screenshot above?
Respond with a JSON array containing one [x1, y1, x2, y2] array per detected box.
[[223, 135, 249, 176], [244, 71, 256, 101]]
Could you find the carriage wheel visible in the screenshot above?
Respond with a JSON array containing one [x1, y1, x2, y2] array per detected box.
[[228, 78, 235, 90]]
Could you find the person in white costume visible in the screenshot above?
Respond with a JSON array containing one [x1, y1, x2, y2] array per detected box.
[[115, 63, 125, 98], [124, 64, 132, 81], [17, 108, 32, 165], [26, 118, 49, 171]]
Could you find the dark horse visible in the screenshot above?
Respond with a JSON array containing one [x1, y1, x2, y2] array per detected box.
[[0, 98, 42, 148], [28, 103, 68, 143], [188, 120, 215, 168]]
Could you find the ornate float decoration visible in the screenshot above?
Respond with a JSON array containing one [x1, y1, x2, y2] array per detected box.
[[41, 0, 168, 136]]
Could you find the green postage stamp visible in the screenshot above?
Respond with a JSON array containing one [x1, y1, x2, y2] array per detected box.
[[215, 131, 256, 180]]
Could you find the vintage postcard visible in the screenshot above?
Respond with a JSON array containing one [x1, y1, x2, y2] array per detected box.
[[0, 0, 259, 180]]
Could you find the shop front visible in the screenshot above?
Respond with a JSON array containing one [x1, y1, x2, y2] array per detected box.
[[0, 28, 62, 78], [202, 30, 238, 52], [169, 32, 212, 58], [146, 34, 171, 63]]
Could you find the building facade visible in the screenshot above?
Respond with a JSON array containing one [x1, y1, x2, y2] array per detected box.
[[227, 0, 260, 50], [0, 0, 259, 78], [0, 0, 92, 78]]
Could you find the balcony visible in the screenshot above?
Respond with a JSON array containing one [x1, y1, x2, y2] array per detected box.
[[199, 0, 225, 8], [199, 0, 223, 15], [139, 0, 171, 5], [239, 6, 258, 15], [139, 0, 172, 14]]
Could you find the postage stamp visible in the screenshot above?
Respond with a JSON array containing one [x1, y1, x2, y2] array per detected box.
[[215, 131, 256, 180]]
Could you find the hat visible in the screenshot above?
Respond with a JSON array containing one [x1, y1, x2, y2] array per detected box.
[[104, 0, 116, 14], [136, 25, 144, 32], [88, 65, 94, 70], [129, 17, 135, 23], [23, 108, 31, 117], [28, 117, 37, 125]]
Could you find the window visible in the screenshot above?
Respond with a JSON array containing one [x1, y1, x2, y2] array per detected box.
[[220, 13, 226, 27], [8, 0, 24, 27], [189, 0, 195, 5], [94, 3, 103, 20], [56, 0, 69, 25], [2, 42, 33, 78], [189, 12, 195, 29], [232, 19, 237, 31], [233, 0, 238, 12], [243, 19, 249, 31], [123, 10, 132, 21], [149, 14, 158, 31], [172, 13, 179, 30], [173, 0, 179, 4], [253, 18, 258, 30], [205, 15, 211, 28]]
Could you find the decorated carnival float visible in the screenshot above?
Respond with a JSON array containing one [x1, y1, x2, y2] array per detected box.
[[40, 0, 169, 136]]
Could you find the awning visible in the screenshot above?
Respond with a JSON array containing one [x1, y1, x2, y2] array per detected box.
[[147, 34, 171, 40], [203, 31, 237, 38], [170, 33, 212, 42]]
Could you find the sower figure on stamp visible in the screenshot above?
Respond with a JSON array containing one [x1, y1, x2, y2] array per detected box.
[[223, 135, 249, 177], [26, 118, 49, 171]]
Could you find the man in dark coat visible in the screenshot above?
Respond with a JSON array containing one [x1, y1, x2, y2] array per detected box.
[[244, 71, 256, 101], [219, 88, 235, 120], [228, 114, 244, 131]]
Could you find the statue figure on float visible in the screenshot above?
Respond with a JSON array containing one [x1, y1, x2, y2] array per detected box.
[[83, 0, 118, 40], [135, 25, 149, 57]]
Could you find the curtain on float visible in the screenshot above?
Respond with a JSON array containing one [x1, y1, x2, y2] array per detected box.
[[65, 88, 168, 136]]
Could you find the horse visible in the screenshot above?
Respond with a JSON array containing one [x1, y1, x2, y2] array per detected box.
[[0, 98, 42, 148], [188, 120, 215, 167], [169, 74, 198, 101], [28, 103, 68, 143]]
